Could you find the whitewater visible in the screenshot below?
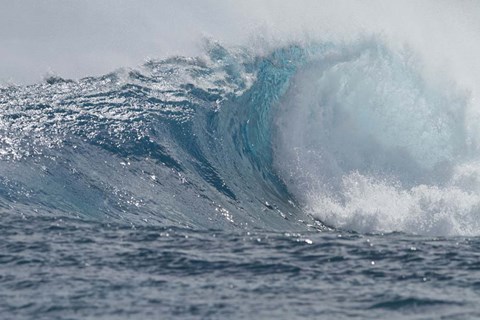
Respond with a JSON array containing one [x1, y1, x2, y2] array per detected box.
[[2, 1, 480, 319]]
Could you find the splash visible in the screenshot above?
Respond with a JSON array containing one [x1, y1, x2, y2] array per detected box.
[[273, 40, 480, 236]]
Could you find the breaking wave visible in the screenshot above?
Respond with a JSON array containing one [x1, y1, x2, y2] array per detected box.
[[1, 38, 479, 236]]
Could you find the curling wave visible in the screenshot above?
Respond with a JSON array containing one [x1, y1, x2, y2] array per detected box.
[[1, 39, 479, 235]]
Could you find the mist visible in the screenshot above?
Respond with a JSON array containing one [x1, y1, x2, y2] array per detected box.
[[2, 0, 480, 91]]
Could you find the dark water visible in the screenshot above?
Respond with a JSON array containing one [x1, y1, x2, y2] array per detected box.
[[2, 214, 480, 320]]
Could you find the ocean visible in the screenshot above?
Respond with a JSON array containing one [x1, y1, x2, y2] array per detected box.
[[1, 39, 480, 319]]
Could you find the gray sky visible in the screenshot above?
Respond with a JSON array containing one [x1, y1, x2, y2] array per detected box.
[[0, 1, 249, 84], [2, 1, 480, 86]]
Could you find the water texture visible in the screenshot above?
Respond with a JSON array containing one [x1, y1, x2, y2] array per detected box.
[[2, 214, 480, 320]]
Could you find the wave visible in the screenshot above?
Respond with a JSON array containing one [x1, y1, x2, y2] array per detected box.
[[1, 38, 479, 236]]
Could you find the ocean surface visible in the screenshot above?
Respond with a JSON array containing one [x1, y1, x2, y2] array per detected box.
[[2, 40, 480, 319], [2, 214, 480, 319]]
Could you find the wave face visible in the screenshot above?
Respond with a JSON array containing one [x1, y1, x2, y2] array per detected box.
[[1, 39, 479, 235]]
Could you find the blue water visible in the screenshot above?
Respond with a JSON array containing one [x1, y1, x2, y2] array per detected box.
[[1, 40, 480, 319]]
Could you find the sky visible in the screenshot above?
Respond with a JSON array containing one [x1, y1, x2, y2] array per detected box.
[[2, 1, 480, 86], [0, 1, 227, 84]]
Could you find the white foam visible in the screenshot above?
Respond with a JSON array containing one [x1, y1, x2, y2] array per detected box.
[[310, 171, 480, 236]]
